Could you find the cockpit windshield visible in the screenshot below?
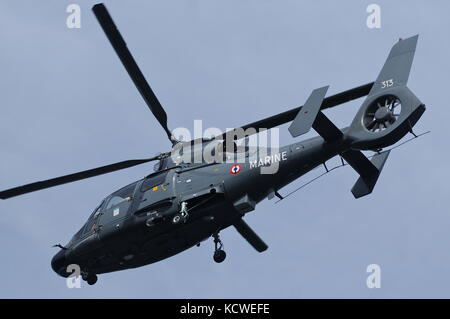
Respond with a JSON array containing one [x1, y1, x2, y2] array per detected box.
[[71, 182, 139, 241], [92, 203, 102, 218], [75, 200, 104, 238]]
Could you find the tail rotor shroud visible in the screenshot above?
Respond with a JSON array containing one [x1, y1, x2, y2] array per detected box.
[[346, 35, 425, 151]]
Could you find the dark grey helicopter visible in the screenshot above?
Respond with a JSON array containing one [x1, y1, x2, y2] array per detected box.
[[0, 3, 425, 286]]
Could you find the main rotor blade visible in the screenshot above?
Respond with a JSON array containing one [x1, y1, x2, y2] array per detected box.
[[92, 3, 173, 143], [187, 82, 373, 145], [234, 82, 374, 136], [0, 156, 160, 199]]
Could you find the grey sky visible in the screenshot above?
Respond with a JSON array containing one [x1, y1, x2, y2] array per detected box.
[[0, 0, 448, 298]]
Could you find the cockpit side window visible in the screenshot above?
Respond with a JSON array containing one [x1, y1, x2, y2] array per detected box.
[[105, 183, 136, 210], [93, 182, 139, 226]]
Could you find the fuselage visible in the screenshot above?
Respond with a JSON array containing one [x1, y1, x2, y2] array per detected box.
[[51, 134, 348, 278]]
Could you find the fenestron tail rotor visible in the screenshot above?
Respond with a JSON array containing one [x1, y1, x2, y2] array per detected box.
[[364, 95, 402, 132]]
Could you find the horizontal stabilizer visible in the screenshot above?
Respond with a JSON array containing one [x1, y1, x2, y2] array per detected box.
[[289, 86, 343, 142], [233, 218, 268, 252], [342, 150, 390, 198], [289, 86, 329, 137], [312, 112, 344, 142]]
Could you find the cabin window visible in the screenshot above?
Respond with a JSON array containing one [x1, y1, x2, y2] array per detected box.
[[140, 172, 168, 192]]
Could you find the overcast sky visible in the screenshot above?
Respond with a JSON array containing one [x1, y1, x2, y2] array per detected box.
[[0, 0, 448, 298]]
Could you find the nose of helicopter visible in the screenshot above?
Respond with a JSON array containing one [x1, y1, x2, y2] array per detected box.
[[51, 249, 69, 277]]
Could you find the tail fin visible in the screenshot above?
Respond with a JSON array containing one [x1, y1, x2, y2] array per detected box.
[[345, 35, 425, 150], [371, 35, 418, 93]]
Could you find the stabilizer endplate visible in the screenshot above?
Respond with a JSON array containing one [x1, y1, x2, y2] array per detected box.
[[289, 86, 329, 137], [344, 150, 390, 199], [289, 86, 343, 142]]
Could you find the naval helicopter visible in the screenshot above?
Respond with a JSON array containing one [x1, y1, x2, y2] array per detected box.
[[0, 3, 425, 285]]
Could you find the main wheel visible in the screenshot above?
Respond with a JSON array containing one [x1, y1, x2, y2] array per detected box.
[[213, 249, 226, 263], [86, 274, 98, 285]]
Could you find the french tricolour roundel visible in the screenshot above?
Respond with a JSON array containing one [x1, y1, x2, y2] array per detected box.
[[229, 164, 242, 175]]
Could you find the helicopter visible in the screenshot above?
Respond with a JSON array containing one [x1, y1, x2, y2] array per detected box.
[[0, 3, 425, 286]]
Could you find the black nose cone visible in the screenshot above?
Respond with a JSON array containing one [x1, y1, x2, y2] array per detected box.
[[51, 249, 68, 277]]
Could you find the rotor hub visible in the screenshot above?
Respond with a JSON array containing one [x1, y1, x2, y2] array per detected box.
[[374, 107, 394, 122], [363, 95, 402, 132]]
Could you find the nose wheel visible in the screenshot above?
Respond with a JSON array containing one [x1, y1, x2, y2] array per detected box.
[[86, 274, 98, 285], [212, 232, 226, 263], [82, 272, 98, 285]]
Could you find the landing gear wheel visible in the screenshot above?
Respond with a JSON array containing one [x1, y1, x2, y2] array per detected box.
[[86, 274, 98, 285], [213, 249, 226, 263], [212, 232, 226, 263]]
